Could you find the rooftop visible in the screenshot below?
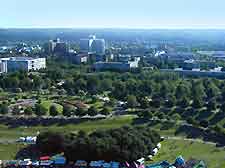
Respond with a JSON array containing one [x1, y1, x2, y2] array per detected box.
[[7, 57, 44, 61]]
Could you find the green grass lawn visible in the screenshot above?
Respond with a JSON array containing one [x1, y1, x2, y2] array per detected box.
[[0, 116, 134, 139], [152, 139, 225, 168], [0, 143, 27, 160]]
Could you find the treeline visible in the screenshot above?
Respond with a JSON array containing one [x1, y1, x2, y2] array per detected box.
[[36, 126, 161, 162], [61, 70, 225, 106], [61, 69, 225, 129], [0, 71, 50, 91]]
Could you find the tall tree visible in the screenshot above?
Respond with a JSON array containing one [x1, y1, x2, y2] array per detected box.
[[127, 95, 138, 108], [175, 83, 190, 100], [62, 104, 73, 117], [49, 105, 59, 116], [0, 104, 9, 115], [192, 97, 203, 109], [35, 103, 48, 116], [87, 106, 98, 116], [24, 106, 33, 115]]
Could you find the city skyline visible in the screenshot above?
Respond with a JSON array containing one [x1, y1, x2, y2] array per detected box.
[[1, 0, 225, 29]]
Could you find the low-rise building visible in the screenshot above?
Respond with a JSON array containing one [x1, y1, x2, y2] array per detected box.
[[70, 53, 88, 64], [197, 51, 225, 60], [93, 59, 139, 71], [0, 57, 46, 73], [160, 52, 195, 64], [161, 68, 225, 78]]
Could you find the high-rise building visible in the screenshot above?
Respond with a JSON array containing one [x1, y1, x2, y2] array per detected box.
[[54, 42, 69, 54], [79, 35, 105, 55], [91, 39, 105, 55], [48, 38, 60, 53], [47, 38, 69, 55]]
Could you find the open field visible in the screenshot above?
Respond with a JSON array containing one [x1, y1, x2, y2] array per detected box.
[[152, 139, 225, 168], [0, 144, 27, 160], [0, 116, 135, 139]]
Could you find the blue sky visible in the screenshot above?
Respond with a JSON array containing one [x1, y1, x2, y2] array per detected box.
[[1, 0, 225, 28]]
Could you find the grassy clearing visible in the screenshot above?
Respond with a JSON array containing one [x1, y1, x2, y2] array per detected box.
[[152, 139, 225, 168], [0, 144, 27, 160], [0, 116, 134, 139]]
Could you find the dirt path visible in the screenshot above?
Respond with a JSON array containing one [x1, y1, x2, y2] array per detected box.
[[166, 136, 218, 146]]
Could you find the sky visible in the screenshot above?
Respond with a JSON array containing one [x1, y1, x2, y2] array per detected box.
[[1, 0, 225, 29]]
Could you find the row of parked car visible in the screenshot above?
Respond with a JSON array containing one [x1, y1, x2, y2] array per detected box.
[[0, 155, 146, 168], [0, 155, 66, 168]]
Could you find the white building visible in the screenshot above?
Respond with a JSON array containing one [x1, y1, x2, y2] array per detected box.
[[0, 58, 10, 73], [73, 53, 88, 64], [0, 57, 46, 73]]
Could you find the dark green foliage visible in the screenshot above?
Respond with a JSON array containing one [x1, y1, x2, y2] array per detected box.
[[220, 103, 225, 113], [0, 104, 9, 114], [137, 110, 153, 119], [150, 99, 161, 108], [213, 125, 224, 134], [203, 79, 219, 99], [165, 96, 176, 108], [75, 107, 86, 117], [37, 126, 161, 162], [177, 96, 189, 108], [101, 79, 112, 91], [187, 117, 198, 126], [156, 112, 165, 119], [24, 106, 33, 115], [200, 120, 209, 128], [36, 132, 65, 155], [35, 103, 48, 116], [2, 60, 225, 127], [12, 106, 21, 115], [209, 112, 225, 125], [127, 95, 138, 108], [62, 104, 73, 117], [192, 97, 203, 109], [139, 98, 150, 109], [175, 83, 190, 100], [206, 99, 217, 111], [49, 105, 59, 116], [100, 106, 111, 115], [172, 113, 181, 121], [87, 106, 98, 116]]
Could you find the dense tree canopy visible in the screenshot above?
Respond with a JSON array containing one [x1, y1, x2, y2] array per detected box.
[[1, 61, 225, 131], [36, 126, 161, 162]]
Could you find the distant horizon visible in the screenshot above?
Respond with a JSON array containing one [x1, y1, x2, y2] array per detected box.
[[2, 27, 225, 30], [2, 0, 225, 29]]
